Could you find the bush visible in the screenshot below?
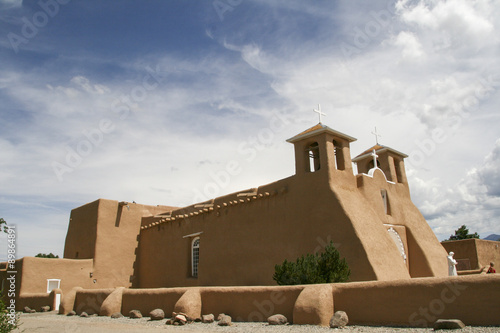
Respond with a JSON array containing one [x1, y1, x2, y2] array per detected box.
[[0, 296, 19, 333], [273, 241, 350, 285]]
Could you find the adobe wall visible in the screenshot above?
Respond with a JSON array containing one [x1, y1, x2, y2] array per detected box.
[[16, 257, 94, 295], [64, 199, 99, 259], [475, 239, 500, 269], [64, 199, 176, 289], [92, 200, 176, 288], [442, 239, 500, 270], [137, 170, 381, 287], [332, 275, 500, 327], [63, 275, 500, 327], [348, 168, 448, 278], [0, 257, 92, 310]]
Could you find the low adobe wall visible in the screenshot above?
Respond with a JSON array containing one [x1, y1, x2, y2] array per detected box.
[[17, 289, 62, 312], [72, 288, 114, 315], [332, 275, 500, 327], [61, 275, 500, 327]]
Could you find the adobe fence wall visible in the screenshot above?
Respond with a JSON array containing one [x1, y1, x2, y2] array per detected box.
[[60, 275, 500, 327], [332, 274, 500, 327]]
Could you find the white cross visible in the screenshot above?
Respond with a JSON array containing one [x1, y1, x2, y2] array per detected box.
[[313, 104, 326, 123], [371, 127, 381, 145]]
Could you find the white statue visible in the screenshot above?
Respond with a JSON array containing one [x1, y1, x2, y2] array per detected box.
[[447, 251, 458, 276]]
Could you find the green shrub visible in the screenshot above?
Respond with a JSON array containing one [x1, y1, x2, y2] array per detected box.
[[273, 241, 350, 285], [0, 296, 19, 333]]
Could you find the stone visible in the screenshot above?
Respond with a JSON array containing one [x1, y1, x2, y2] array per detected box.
[[67, 311, 76, 316], [218, 315, 232, 326], [268, 314, 288, 325], [202, 313, 215, 323], [217, 313, 226, 321], [149, 308, 165, 320], [175, 314, 187, 324], [40, 306, 51, 312], [165, 319, 174, 325], [80, 312, 88, 317], [111, 312, 123, 318], [23, 306, 32, 313], [30, 309, 36, 313], [434, 319, 466, 330], [129, 309, 143, 319], [329, 311, 349, 328]]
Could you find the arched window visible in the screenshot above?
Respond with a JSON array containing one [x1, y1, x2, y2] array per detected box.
[[394, 158, 404, 183], [191, 237, 200, 278], [307, 142, 320, 172], [333, 140, 344, 170]]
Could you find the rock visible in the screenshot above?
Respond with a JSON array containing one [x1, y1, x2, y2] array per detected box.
[[30, 309, 36, 313], [80, 312, 89, 317], [67, 311, 76, 316], [268, 314, 288, 325], [217, 313, 226, 321], [175, 314, 187, 324], [110, 312, 123, 318], [434, 319, 466, 330], [194, 317, 202, 322], [165, 319, 174, 325], [149, 308, 165, 320], [40, 306, 51, 312], [329, 311, 349, 328], [129, 309, 143, 319], [202, 313, 215, 323], [218, 315, 232, 326], [23, 306, 32, 313]]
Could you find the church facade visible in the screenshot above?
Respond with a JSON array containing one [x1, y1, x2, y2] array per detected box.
[[2, 123, 449, 309], [66, 123, 447, 289]]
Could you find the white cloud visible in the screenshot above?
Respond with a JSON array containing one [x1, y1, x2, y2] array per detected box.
[[393, 31, 425, 61]]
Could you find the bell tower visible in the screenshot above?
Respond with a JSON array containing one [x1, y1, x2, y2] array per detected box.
[[352, 145, 408, 185], [286, 123, 357, 176]]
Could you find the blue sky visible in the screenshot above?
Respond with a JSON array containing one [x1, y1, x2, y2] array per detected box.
[[1, 0, 499, 259]]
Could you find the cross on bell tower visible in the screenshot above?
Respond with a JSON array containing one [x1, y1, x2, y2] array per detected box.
[[371, 127, 381, 145], [313, 104, 326, 123]]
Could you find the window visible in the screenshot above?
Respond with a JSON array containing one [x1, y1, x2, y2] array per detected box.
[[381, 189, 391, 215], [333, 140, 344, 170], [394, 158, 404, 183], [191, 237, 200, 278], [47, 279, 60, 293], [307, 142, 320, 172]]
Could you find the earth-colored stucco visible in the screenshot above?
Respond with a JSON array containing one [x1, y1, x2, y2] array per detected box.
[[3, 124, 452, 313], [442, 238, 500, 271]]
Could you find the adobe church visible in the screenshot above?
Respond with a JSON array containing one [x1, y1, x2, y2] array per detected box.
[[2, 121, 449, 308]]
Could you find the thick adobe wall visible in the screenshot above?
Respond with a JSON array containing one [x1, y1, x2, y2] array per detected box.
[[137, 168, 376, 287], [1, 257, 93, 310], [65, 275, 500, 327], [64, 199, 99, 259], [328, 169, 411, 281], [17, 257, 93, 295], [442, 239, 500, 271], [91, 199, 176, 289], [332, 274, 500, 327], [347, 168, 448, 279]]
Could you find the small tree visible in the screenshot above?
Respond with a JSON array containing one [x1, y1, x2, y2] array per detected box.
[[273, 241, 350, 285], [0, 218, 7, 234], [35, 253, 59, 258], [447, 225, 480, 241]]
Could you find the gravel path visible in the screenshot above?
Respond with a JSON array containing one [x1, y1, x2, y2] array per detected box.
[[16, 312, 500, 333]]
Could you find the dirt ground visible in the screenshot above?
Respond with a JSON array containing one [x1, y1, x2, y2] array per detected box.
[[14, 312, 500, 333]]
